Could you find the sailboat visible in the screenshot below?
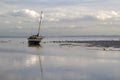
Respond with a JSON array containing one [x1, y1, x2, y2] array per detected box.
[[28, 11, 43, 45]]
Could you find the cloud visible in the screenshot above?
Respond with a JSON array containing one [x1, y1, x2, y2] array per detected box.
[[79, 10, 120, 21], [45, 7, 120, 22], [9, 9, 40, 18], [21, 9, 40, 18], [96, 10, 119, 20], [1, 8, 120, 22], [0, 0, 120, 36], [4, 21, 11, 24], [44, 7, 91, 22]]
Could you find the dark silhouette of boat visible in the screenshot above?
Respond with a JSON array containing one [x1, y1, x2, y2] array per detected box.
[[28, 11, 43, 45]]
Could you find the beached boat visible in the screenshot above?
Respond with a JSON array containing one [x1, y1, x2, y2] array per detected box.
[[28, 11, 43, 45]]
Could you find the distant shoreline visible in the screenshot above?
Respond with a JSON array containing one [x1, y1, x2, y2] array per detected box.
[[0, 35, 120, 38]]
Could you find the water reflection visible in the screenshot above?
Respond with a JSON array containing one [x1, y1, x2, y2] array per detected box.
[[0, 49, 120, 80], [0, 53, 44, 80], [42, 55, 120, 80], [38, 55, 44, 80], [0, 54, 39, 69], [1, 38, 120, 80], [25, 55, 38, 67], [28, 44, 41, 48]]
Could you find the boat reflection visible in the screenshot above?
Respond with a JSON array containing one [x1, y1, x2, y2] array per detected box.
[[38, 55, 44, 80], [28, 44, 42, 48]]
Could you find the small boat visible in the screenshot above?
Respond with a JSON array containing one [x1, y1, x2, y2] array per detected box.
[[28, 11, 43, 45]]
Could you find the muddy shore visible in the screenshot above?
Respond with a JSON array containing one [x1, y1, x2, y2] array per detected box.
[[50, 40, 120, 48]]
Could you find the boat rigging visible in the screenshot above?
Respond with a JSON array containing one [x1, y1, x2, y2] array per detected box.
[[28, 11, 43, 45]]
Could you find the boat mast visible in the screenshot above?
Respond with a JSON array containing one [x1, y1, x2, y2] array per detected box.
[[37, 11, 43, 36]]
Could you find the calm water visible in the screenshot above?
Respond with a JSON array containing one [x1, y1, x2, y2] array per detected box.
[[0, 37, 120, 80]]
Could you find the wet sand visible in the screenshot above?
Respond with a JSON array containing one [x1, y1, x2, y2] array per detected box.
[[51, 40, 120, 48]]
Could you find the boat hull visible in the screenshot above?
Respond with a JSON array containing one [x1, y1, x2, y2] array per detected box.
[[28, 36, 43, 45]]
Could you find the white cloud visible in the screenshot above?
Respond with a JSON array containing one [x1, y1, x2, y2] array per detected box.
[[96, 10, 119, 20], [44, 7, 91, 21], [5, 21, 11, 24], [70, 25, 76, 28], [10, 9, 40, 18], [18, 21, 22, 24], [2, 7, 120, 22], [45, 7, 120, 22], [22, 9, 40, 18]]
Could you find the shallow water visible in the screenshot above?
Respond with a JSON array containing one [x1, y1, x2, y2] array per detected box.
[[0, 37, 120, 80]]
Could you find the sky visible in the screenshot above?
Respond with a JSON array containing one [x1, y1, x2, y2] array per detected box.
[[0, 0, 120, 36]]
